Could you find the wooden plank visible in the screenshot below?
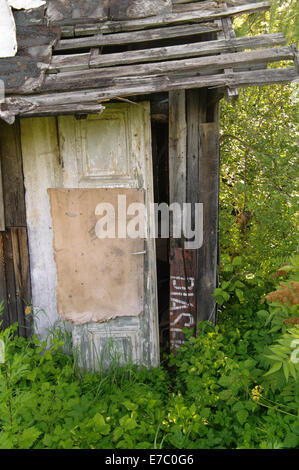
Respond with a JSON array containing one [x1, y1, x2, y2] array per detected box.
[[185, 89, 207, 327], [0, 156, 5, 231], [0, 121, 32, 337], [197, 120, 220, 324], [0, 233, 8, 330], [169, 91, 187, 210], [2, 231, 18, 328], [216, 3, 239, 99], [0, 121, 26, 228], [173, 1, 221, 12], [55, 23, 221, 51], [173, 0, 260, 9], [99, 2, 271, 31], [18, 228, 32, 338], [4, 67, 297, 119], [11, 228, 27, 337], [48, 53, 90, 73], [45, 46, 293, 92], [72, 2, 270, 35], [90, 33, 287, 68], [169, 248, 197, 351]]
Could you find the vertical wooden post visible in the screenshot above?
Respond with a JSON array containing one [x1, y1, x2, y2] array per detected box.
[[169, 88, 221, 345], [189, 89, 220, 325], [169, 90, 186, 216], [0, 119, 31, 337], [0, 156, 5, 231], [169, 91, 197, 351]]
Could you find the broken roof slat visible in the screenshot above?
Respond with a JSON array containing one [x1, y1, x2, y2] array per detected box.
[[55, 22, 221, 52], [0, 0, 298, 122], [2, 67, 296, 123], [89, 33, 287, 69], [44, 46, 296, 93], [48, 33, 287, 74]]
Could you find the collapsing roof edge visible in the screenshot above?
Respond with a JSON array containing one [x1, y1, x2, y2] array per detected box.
[[0, 0, 298, 124]]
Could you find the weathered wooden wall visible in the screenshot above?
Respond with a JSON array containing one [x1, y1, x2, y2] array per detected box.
[[0, 120, 31, 337], [169, 88, 221, 347]]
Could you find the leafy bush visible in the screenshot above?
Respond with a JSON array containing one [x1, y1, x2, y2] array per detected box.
[[1, 279, 298, 450]]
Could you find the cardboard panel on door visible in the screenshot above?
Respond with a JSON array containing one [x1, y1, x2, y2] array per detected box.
[[48, 188, 144, 325]]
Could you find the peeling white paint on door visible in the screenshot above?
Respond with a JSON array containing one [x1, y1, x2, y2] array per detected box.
[[0, 0, 45, 58], [20, 103, 160, 369]]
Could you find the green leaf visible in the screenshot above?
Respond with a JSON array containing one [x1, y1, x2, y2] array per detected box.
[[219, 390, 232, 400], [288, 361, 297, 381], [92, 413, 111, 435], [123, 401, 138, 411], [283, 362, 289, 382], [119, 414, 138, 431], [18, 427, 41, 449], [236, 409, 249, 426], [218, 376, 231, 387], [264, 362, 282, 376], [235, 289, 244, 302], [232, 256, 243, 266]]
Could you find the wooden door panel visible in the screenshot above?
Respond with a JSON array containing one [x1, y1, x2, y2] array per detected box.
[[20, 103, 159, 369]]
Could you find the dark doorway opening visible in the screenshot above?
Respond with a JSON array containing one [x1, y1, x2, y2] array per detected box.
[[151, 112, 170, 355]]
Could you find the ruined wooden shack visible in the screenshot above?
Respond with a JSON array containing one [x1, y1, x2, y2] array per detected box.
[[0, 0, 298, 369]]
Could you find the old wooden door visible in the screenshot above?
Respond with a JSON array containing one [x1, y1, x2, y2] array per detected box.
[[20, 102, 159, 370]]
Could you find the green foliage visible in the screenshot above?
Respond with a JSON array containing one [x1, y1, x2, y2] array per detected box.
[[1, 296, 299, 450], [220, 84, 298, 278], [234, 0, 299, 43], [0, 1, 297, 452]]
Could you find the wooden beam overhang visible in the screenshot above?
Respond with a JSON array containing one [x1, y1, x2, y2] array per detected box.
[[0, 0, 298, 123]]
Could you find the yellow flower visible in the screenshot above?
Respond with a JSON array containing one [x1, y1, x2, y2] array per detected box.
[[25, 306, 32, 316], [251, 385, 263, 402]]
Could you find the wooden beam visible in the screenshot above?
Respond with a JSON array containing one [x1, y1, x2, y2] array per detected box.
[[217, 4, 239, 99], [55, 23, 221, 52], [0, 233, 8, 329], [173, 1, 223, 12], [89, 33, 286, 69], [185, 88, 219, 325], [3, 67, 297, 120], [0, 156, 4, 231], [68, 2, 270, 35], [197, 118, 220, 324], [0, 122, 32, 337], [49, 32, 287, 74], [173, 0, 261, 10], [45, 46, 293, 92], [0, 121, 26, 227], [169, 91, 187, 210]]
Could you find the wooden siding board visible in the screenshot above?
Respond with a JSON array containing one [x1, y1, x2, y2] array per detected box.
[[197, 120, 220, 324], [0, 121, 26, 228]]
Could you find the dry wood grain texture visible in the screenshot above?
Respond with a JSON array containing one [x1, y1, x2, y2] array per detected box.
[[197, 116, 220, 324], [3, 67, 297, 119], [0, 156, 5, 232], [55, 23, 220, 51], [0, 233, 8, 329], [216, 3, 239, 99], [0, 121, 26, 227], [49, 33, 287, 74], [0, 122, 31, 337]]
